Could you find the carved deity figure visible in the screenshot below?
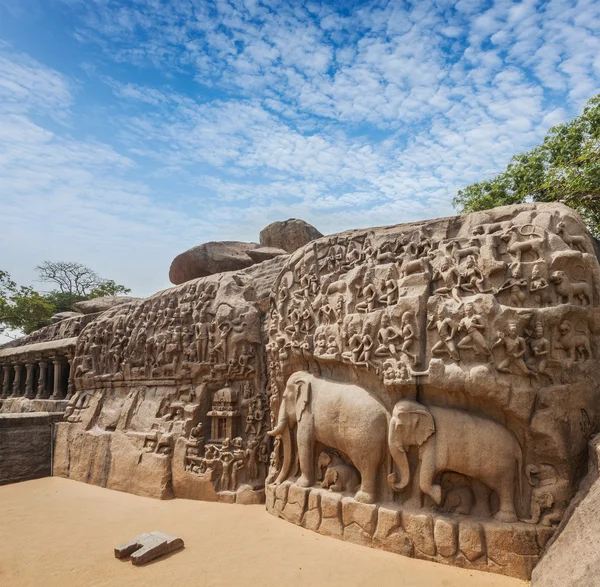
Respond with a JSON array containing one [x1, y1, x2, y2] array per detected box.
[[497, 264, 528, 307], [432, 258, 462, 304], [427, 307, 460, 361], [375, 314, 402, 358], [379, 267, 398, 306], [527, 321, 555, 384], [493, 321, 531, 376], [529, 264, 552, 306], [459, 255, 493, 294], [457, 303, 491, 357], [356, 269, 378, 313]]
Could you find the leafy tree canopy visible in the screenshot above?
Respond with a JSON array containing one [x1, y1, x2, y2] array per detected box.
[[0, 263, 131, 337], [453, 93, 600, 237]]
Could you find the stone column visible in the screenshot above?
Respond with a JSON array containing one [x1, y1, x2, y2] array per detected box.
[[36, 360, 48, 399], [51, 358, 64, 399], [24, 362, 35, 398], [11, 363, 23, 396], [0, 363, 8, 397]]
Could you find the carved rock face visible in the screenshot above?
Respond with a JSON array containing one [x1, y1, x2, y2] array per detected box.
[[259, 218, 323, 253], [265, 202, 600, 580]]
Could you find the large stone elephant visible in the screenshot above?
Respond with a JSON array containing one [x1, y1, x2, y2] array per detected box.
[[388, 399, 524, 522], [268, 371, 403, 504]]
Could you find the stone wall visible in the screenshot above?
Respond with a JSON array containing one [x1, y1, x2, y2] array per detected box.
[[0, 413, 63, 485]]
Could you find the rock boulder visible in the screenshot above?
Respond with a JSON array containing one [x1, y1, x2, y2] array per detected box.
[[259, 218, 323, 253], [73, 295, 141, 315], [169, 241, 287, 284]]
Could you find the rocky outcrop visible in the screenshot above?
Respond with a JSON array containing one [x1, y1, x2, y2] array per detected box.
[[51, 311, 80, 323], [259, 218, 323, 253], [73, 295, 142, 314], [531, 434, 600, 586], [169, 241, 287, 284]]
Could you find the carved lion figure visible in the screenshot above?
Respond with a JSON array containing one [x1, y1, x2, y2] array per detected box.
[[549, 270, 591, 306], [556, 320, 591, 362]]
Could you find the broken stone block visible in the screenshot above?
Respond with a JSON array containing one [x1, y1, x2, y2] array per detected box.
[[434, 517, 458, 557], [403, 512, 436, 556], [114, 532, 184, 566], [459, 521, 486, 562]]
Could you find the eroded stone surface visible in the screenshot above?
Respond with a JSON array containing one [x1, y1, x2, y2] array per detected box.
[[259, 218, 323, 253]]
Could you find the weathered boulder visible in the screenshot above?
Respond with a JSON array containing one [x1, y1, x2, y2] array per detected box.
[[169, 241, 287, 284], [259, 218, 323, 253], [50, 311, 80, 323], [73, 296, 141, 314]]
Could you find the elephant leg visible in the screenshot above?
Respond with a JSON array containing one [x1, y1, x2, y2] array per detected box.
[[355, 460, 378, 504], [296, 424, 314, 488], [470, 479, 491, 517], [418, 453, 442, 505], [494, 481, 518, 523]]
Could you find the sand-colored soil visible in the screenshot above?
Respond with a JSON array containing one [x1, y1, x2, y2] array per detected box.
[[0, 478, 524, 587]]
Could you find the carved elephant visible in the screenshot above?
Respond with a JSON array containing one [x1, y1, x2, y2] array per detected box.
[[322, 464, 361, 493], [317, 451, 344, 481], [268, 371, 400, 504], [388, 399, 524, 522]]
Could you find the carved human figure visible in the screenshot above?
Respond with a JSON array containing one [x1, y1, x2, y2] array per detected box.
[[379, 267, 398, 306], [432, 258, 461, 304], [194, 310, 210, 363], [375, 314, 401, 358], [388, 399, 523, 522], [496, 264, 528, 307], [245, 439, 259, 481], [457, 303, 491, 357], [493, 321, 531, 376], [355, 269, 378, 313], [427, 307, 460, 361], [529, 264, 552, 306], [399, 311, 418, 365], [527, 321, 555, 384], [318, 296, 337, 325], [459, 255, 493, 294]]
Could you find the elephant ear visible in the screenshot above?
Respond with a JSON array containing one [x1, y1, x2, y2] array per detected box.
[[412, 409, 435, 446], [295, 378, 311, 422]]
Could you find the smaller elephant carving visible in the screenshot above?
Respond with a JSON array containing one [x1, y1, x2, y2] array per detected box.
[[439, 473, 474, 516], [523, 464, 570, 527], [317, 450, 345, 481], [322, 464, 361, 493]]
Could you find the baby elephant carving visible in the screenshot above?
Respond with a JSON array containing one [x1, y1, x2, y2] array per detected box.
[[321, 464, 361, 493]]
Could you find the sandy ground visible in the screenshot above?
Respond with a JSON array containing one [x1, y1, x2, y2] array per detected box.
[[0, 478, 524, 587]]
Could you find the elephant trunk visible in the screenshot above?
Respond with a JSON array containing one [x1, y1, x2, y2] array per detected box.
[[268, 397, 288, 437], [388, 420, 411, 491], [274, 426, 292, 485]]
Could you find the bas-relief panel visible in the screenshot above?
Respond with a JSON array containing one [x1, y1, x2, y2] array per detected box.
[[265, 204, 600, 579]]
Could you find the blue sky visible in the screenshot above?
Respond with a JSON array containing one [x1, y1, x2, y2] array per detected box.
[[0, 0, 599, 299]]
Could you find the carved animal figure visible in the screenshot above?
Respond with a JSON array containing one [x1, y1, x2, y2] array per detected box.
[[388, 399, 524, 522], [440, 473, 474, 515], [322, 464, 361, 493], [268, 372, 399, 504], [556, 320, 591, 362], [317, 450, 345, 481], [556, 221, 588, 253], [550, 270, 591, 305], [500, 226, 544, 264]]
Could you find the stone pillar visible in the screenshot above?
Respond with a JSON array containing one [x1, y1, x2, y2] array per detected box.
[[24, 362, 35, 398], [1, 363, 9, 397], [11, 364, 23, 397], [51, 358, 64, 399], [36, 360, 48, 399]]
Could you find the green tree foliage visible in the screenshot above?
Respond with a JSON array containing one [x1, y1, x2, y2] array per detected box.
[[453, 93, 600, 237], [0, 264, 131, 336], [0, 271, 55, 335]]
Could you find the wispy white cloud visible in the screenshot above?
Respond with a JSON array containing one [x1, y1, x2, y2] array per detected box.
[[1, 0, 599, 297]]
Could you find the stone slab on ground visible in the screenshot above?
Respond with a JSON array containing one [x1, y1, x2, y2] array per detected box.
[[115, 531, 184, 565]]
